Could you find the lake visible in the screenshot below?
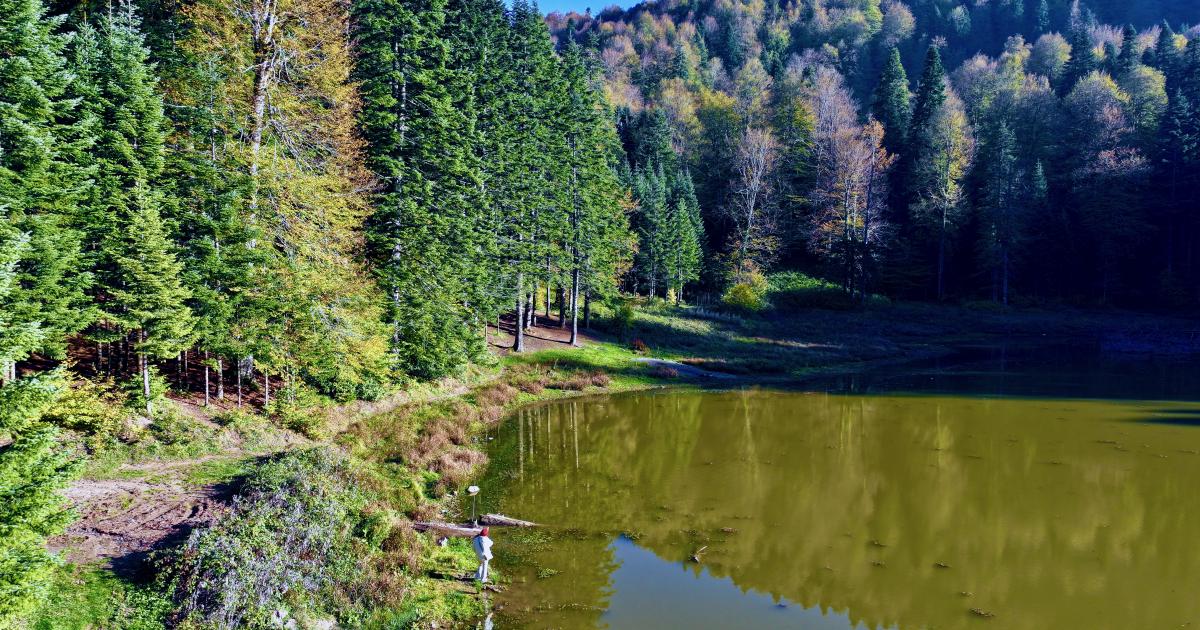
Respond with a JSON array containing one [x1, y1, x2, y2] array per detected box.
[[472, 348, 1200, 629]]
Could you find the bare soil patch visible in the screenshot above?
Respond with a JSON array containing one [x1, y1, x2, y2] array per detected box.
[[50, 477, 232, 574], [487, 314, 599, 353]]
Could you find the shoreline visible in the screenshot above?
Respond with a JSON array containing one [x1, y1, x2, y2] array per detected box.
[[35, 302, 1200, 627]]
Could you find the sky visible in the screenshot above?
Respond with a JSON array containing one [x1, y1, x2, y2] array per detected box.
[[531, 0, 634, 16]]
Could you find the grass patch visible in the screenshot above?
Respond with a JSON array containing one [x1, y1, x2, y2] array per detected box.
[[29, 564, 170, 630]]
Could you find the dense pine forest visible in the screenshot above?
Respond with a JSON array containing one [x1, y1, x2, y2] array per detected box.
[[1, 0, 1198, 625]]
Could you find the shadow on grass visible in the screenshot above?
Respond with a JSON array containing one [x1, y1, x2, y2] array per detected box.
[[1138, 409, 1200, 427]]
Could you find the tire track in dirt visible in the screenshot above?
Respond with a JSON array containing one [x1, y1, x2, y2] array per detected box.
[[50, 478, 232, 572]]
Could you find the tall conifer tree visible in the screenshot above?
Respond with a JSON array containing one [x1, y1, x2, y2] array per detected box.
[[873, 47, 911, 156]]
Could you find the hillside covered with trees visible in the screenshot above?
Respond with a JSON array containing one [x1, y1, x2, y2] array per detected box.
[[549, 0, 1200, 306], [1, 0, 1198, 624], [2, 0, 632, 622]]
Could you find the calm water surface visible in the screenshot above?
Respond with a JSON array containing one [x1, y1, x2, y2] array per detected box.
[[473, 350, 1200, 629]]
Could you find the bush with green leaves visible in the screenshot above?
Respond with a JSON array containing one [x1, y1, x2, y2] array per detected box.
[[765, 272, 888, 311], [610, 301, 637, 338], [165, 447, 382, 628], [41, 378, 130, 449], [721, 271, 770, 313]]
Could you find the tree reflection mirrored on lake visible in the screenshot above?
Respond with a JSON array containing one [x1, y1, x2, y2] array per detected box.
[[473, 388, 1200, 629]]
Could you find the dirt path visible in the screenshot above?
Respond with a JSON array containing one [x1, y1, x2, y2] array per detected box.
[[50, 476, 232, 573]]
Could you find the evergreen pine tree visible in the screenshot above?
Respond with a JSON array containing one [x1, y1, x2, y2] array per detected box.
[[0, 223, 78, 625], [1116, 24, 1138, 78], [83, 0, 171, 359], [560, 42, 634, 338], [109, 187, 196, 416], [1153, 21, 1179, 89], [906, 45, 973, 300], [503, 0, 572, 350], [633, 167, 670, 296], [977, 120, 1024, 304], [666, 173, 704, 303], [873, 47, 912, 156], [1035, 0, 1050, 33], [353, 0, 488, 373], [634, 109, 677, 172], [160, 34, 261, 403], [906, 45, 948, 201], [0, 0, 93, 364], [1062, 23, 1097, 92]]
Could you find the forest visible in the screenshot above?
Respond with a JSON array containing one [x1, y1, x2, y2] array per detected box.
[[1, 0, 1198, 625], [547, 0, 1200, 307]]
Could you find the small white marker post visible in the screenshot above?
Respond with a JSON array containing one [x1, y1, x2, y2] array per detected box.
[[468, 485, 481, 524]]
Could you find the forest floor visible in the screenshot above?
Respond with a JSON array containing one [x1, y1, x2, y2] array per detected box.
[[39, 300, 1200, 626]]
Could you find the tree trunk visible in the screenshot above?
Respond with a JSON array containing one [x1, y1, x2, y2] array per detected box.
[[526, 292, 535, 330], [248, 0, 278, 226], [570, 268, 580, 346], [558, 286, 567, 328], [217, 358, 225, 399], [237, 363, 243, 409], [140, 348, 152, 418], [204, 351, 211, 407], [513, 272, 525, 352], [263, 370, 270, 410], [584, 291, 591, 330], [545, 259, 552, 318]]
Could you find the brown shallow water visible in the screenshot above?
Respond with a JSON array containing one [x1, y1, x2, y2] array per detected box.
[[472, 353, 1200, 629]]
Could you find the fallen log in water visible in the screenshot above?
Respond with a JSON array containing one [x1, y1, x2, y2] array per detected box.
[[479, 513, 538, 527], [413, 513, 537, 538], [413, 522, 482, 538]]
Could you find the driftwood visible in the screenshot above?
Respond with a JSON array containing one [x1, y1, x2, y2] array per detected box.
[[413, 522, 482, 538], [413, 513, 537, 538], [479, 513, 537, 527]]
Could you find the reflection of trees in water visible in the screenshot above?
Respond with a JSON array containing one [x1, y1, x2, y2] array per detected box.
[[482, 391, 1200, 629]]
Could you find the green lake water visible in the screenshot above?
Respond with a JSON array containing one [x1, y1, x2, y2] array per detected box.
[[472, 350, 1200, 629]]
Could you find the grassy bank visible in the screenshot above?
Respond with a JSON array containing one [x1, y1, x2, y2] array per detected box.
[[28, 299, 1198, 628]]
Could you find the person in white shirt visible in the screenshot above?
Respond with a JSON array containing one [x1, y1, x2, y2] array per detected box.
[[472, 526, 494, 583]]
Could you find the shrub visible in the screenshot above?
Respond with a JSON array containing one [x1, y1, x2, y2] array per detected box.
[[611, 301, 636, 338], [764, 271, 892, 310], [630, 338, 649, 353], [355, 377, 388, 402], [765, 271, 855, 310], [474, 382, 517, 409], [650, 366, 679, 379], [148, 411, 209, 446], [721, 271, 770, 313], [42, 377, 130, 448], [165, 448, 377, 629], [515, 379, 545, 395], [588, 372, 611, 387]]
